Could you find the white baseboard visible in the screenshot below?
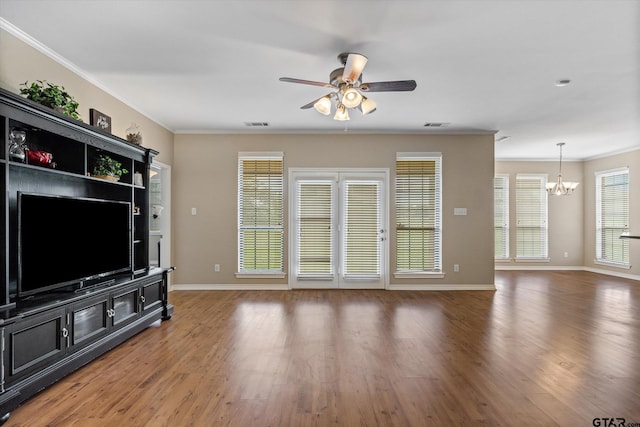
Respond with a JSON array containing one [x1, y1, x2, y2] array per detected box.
[[387, 284, 496, 291], [172, 267, 639, 292], [495, 265, 583, 271], [582, 267, 640, 281], [171, 284, 289, 291], [171, 283, 497, 291], [495, 265, 640, 281]]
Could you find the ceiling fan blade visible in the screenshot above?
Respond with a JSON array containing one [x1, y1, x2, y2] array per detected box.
[[300, 93, 333, 110], [279, 77, 335, 88], [359, 80, 417, 92], [342, 53, 368, 83]]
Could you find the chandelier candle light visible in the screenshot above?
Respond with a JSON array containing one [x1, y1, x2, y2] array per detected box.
[[546, 142, 579, 195]]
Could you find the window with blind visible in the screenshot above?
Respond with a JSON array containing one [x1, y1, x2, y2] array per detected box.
[[515, 174, 548, 259], [237, 153, 284, 274], [596, 168, 629, 266], [494, 175, 509, 259], [395, 153, 442, 273], [296, 180, 334, 278]]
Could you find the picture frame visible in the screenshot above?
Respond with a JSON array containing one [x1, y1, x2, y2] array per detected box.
[[89, 108, 112, 134]]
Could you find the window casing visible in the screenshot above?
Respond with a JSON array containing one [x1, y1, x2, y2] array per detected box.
[[395, 153, 442, 274], [516, 174, 548, 260], [595, 168, 629, 267], [494, 175, 509, 259], [238, 153, 284, 274]]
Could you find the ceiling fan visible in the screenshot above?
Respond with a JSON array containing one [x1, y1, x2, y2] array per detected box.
[[279, 53, 417, 121]]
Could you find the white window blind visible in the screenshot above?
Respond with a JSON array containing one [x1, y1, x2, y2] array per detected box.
[[395, 154, 442, 272], [238, 154, 283, 273], [596, 168, 629, 266], [343, 181, 381, 279], [516, 174, 548, 259], [494, 175, 509, 259], [296, 180, 334, 278]]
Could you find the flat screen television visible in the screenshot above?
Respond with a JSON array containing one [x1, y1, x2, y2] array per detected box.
[[18, 192, 132, 297]]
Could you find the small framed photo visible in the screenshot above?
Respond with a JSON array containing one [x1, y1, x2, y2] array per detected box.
[[90, 108, 112, 134]]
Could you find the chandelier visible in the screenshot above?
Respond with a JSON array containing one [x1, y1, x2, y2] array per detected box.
[[546, 142, 579, 195]]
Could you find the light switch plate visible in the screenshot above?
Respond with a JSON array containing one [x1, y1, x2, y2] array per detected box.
[[454, 207, 467, 216]]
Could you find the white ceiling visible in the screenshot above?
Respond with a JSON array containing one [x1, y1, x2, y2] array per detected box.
[[1, 0, 638, 160]]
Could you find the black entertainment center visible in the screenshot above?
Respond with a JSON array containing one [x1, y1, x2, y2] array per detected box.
[[0, 87, 173, 422]]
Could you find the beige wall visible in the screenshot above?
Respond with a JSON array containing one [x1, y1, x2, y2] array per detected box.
[[497, 148, 640, 278], [0, 29, 174, 165], [4, 23, 635, 286], [495, 160, 585, 266], [172, 133, 496, 288], [583, 149, 640, 277]]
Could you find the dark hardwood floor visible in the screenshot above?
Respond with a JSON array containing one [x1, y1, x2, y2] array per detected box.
[[5, 271, 640, 426]]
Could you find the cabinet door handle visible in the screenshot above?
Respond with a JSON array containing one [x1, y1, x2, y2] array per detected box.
[[107, 309, 115, 318], [61, 328, 69, 338], [140, 295, 146, 303]]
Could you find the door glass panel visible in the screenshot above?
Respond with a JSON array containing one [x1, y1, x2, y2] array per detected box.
[[343, 181, 381, 279], [73, 301, 107, 343], [113, 291, 138, 324], [296, 180, 334, 279]]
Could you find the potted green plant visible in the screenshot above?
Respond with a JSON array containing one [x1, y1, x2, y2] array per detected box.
[[19, 80, 82, 121], [92, 154, 129, 181]]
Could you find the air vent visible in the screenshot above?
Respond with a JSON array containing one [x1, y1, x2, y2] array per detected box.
[[244, 122, 269, 127], [423, 122, 449, 127]]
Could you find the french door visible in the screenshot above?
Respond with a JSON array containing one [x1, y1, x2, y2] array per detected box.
[[289, 169, 387, 289]]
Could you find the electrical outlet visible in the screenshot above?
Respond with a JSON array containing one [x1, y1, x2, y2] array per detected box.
[[454, 264, 460, 272], [214, 264, 220, 272]]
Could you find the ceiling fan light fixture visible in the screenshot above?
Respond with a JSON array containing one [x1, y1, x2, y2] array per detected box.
[[313, 95, 332, 115], [342, 53, 368, 83], [279, 52, 416, 122], [360, 96, 377, 114], [341, 86, 362, 108], [334, 104, 350, 121]]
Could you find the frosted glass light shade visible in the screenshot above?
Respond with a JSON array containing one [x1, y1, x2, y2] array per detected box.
[[341, 87, 362, 108], [313, 96, 332, 115], [334, 104, 350, 121], [360, 96, 377, 114], [546, 176, 579, 195]]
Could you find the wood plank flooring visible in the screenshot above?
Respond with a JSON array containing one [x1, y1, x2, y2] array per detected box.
[[6, 271, 640, 426]]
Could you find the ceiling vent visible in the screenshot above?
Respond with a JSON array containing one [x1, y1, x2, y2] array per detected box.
[[244, 122, 269, 127], [423, 122, 449, 127]]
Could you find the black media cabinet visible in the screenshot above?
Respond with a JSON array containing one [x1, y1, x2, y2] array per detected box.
[[0, 88, 173, 422]]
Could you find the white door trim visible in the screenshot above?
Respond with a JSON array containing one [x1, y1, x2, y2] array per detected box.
[[288, 168, 389, 290]]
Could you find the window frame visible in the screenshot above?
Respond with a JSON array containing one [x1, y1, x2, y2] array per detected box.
[[394, 152, 443, 278], [494, 174, 510, 260], [515, 173, 549, 261], [595, 167, 630, 268], [236, 152, 285, 278]]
